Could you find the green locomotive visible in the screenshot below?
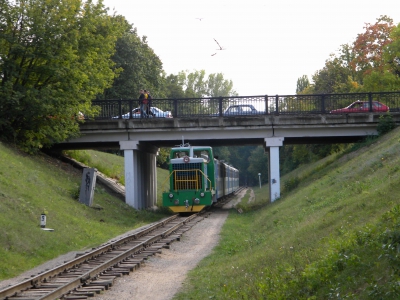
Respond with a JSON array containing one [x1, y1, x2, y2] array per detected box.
[[162, 145, 239, 213]]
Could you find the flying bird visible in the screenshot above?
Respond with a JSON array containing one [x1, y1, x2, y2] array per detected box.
[[213, 38, 226, 50], [196, 18, 204, 21], [211, 53, 217, 56]]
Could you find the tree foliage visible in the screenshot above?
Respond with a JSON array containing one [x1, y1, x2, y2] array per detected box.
[[0, 0, 127, 152], [310, 54, 355, 94], [165, 70, 238, 98], [362, 22, 400, 91], [99, 27, 165, 99], [296, 75, 310, 94], [247, 146, 269, 185], [351, 15, 395, 77]]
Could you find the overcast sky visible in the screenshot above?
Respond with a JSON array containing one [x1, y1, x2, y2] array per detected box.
[[101, 0, 400, 96]]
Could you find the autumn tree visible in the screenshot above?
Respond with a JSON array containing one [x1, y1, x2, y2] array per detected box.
[[0, 0, 127, 152], [351, 15, 395, 80], [362, 21, 400, 91]]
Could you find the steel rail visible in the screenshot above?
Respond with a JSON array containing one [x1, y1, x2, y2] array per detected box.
[[0, 214, 179, 300]]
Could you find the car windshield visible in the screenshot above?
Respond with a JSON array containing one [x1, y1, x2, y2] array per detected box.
[[227, 106, 239, 113], [241, 106, 253, 113]]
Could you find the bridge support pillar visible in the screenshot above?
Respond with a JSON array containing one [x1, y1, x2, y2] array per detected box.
[[264, 137, 284, 202], [120, 141, 158, 210]]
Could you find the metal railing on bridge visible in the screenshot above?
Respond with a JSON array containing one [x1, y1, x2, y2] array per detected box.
[[90, 91, 400, 120]]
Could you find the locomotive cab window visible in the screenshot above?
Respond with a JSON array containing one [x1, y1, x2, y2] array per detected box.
[[174, 151, 189, 158], [194, 150, 210, 162]]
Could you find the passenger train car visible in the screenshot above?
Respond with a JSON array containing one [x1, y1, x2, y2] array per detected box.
[[162, 145, 239, 213]]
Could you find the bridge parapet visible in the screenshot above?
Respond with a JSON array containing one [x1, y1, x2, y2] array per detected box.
[[80, 112, 400, 131], [91, 91, 400, 120]]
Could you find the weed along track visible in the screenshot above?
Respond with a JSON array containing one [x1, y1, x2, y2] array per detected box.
[[0, 213, 207, 300]]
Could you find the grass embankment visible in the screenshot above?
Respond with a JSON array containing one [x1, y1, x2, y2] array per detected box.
[[0, 145, 170, 280], [175, 128, 400, 299], [63, 150, 170, 205]]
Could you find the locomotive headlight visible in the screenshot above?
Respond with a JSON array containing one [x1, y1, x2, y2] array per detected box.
[[194, 198, 200, 204], [200, 192, 205, 197], [169, 193, 174, 199], [174, 199, 179, 205]]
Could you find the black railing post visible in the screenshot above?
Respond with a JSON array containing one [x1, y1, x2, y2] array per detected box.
[[368, 92, 373, 112], [321, 94, 326, 114], [118, 99, 122, 119], [219, 96, 223, 116], [275, 95, 279, 115], [265, 95, 268, 115], [129, 99, 134, 119], [173, 98, 178, 118]]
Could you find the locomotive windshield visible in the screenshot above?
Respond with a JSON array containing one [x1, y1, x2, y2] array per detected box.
[[174, 151, 189, 158]]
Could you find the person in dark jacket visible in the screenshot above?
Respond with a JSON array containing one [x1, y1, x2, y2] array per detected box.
[[146, 90, 154, 117]]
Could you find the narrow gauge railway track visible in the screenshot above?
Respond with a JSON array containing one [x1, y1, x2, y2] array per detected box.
[[0, 213, 207, 300], [212, 186, 247, 209]]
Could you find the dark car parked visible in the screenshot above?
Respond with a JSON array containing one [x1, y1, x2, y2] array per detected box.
[[212, 104, 260, 116]]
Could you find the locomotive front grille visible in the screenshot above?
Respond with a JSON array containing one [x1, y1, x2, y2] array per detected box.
[[172, 163, 203, 190]]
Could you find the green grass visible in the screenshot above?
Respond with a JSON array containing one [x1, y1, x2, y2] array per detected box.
[[174, 127, 400, 299], [0, 144, 170, 280], [1, 128, 399, 297]]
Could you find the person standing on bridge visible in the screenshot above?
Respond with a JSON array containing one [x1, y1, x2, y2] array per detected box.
[[143, 90, 150, 118], [146, 90, 154, 117], [138, 89, 148, 118]]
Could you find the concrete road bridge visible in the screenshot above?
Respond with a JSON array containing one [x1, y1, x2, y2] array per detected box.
[[56, 92, 400, 209]]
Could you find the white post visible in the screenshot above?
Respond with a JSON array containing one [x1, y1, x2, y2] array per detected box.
[[264, 137, 284, 202]]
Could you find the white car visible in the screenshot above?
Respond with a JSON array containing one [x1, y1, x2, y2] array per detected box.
[[114, 106, 173, 119]]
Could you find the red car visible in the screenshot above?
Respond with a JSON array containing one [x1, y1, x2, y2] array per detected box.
[[330, 100, 389, 113]]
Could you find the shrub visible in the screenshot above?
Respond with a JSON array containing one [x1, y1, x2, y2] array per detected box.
[[283, 176, 301, 193], [377, 113, 396, 136]]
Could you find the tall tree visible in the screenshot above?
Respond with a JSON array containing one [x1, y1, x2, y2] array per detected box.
[[351, 15, 395, 80], [99, 27, 165, 99], [207, 73, 237, 97], [169, 70, 238, 98], [247, 146, 269, 185], [361, 22, 400, 91], [311, 55, 354, 94], [296, 75, 310, 94], [163, 74, 185, 99], [0, 0, 127, 152]]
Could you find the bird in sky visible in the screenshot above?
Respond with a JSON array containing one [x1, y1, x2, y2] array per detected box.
[[196, 18, 203, 21], [211, 53, 217, 56], [213, 38, 226, 50]]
